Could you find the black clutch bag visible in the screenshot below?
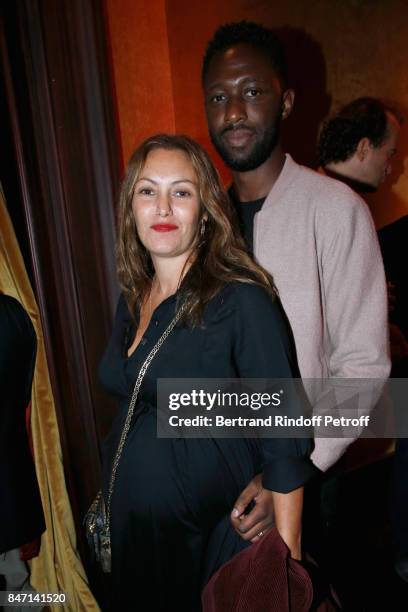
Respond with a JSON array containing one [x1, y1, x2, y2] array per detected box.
[[84, 489, 111, 573]]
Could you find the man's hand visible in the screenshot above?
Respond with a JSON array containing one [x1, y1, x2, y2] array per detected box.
[[231, 474, 275, 543]]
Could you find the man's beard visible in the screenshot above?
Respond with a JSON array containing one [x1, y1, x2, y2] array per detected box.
[[209, 118, 281, 172]]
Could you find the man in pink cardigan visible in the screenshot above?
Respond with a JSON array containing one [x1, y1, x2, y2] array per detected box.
[[202, 22, 390, 474]]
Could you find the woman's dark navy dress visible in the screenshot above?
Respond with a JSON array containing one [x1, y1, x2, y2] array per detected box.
[[99, 282, 315, 611]]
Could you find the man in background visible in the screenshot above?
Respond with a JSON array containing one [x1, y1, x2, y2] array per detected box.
[[319, 98, 407, 583], [0, 294, 45, 608], [318, 97, 401, 193]]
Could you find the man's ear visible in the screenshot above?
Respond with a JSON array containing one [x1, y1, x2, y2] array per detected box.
[[356, 137, 371, 161], [281, 89, 295, 120]]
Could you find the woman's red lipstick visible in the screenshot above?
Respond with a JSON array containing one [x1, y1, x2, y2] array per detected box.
[[151, 223, 178, 232]]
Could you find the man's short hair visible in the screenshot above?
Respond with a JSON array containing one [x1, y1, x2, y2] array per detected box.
[[202, 21, 288, 89], [318, 97, 402, 166]]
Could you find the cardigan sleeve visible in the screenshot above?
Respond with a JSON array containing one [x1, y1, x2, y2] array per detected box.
[[311, 194, 390, 471], [231, 283, 317, 492], [320, 193, 389, 379]]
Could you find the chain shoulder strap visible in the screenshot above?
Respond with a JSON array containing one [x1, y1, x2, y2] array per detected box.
[[106, 302, 187, 526]]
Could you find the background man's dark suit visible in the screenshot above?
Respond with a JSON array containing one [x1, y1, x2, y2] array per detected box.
[[0, 294, 45, 555]]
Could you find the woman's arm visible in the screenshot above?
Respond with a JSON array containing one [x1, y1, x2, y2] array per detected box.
[[230, 283, 316, 554], [272, 486, 303, 560]]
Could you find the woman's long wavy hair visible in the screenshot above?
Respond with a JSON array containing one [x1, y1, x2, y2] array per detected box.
[[117, 134, 276, 325]]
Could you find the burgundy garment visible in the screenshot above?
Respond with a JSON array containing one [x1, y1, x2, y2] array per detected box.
[[20, 538, 41, 562], [202, 527, 341, 612], [202, 527, 313, 612]]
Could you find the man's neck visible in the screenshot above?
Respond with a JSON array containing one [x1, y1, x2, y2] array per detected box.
[[323, 163, 375, 194], [231, 147, 286, 202]]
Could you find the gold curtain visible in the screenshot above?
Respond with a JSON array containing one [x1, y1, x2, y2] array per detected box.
[[0, 185, 99, 611]]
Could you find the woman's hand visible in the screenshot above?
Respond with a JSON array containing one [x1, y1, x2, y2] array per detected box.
[[230, 474, 275, 543], [231, 475, 303, 560]]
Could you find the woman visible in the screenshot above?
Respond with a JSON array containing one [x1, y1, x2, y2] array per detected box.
[[99, 134, 316, 610]]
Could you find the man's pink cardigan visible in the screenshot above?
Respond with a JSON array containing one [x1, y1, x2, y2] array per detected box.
[[254, 155, 390, 471]]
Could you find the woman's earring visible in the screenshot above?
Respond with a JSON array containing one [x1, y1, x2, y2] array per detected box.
[[200, 218, 206, 237]]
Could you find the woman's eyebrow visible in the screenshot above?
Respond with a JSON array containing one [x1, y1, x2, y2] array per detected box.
[[171, 179, 197, 186], [136, 177, 157, 184], [136, 178, 196, 185]]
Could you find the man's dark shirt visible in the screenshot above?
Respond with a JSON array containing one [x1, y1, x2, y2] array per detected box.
[[229, 190, 265, 255], [322, 167, 376, 194]]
